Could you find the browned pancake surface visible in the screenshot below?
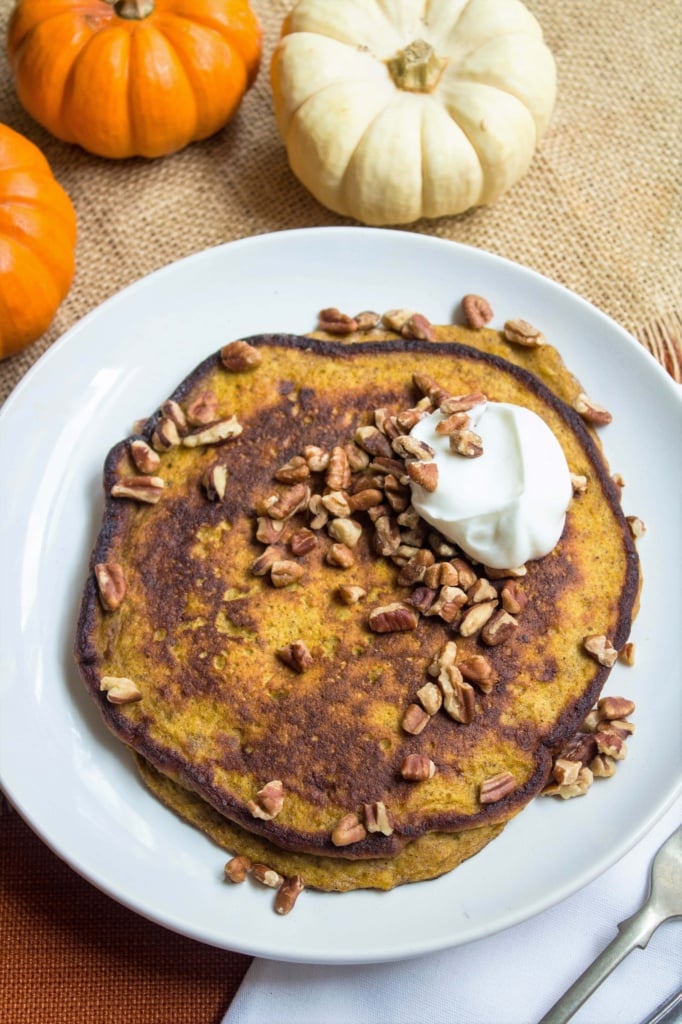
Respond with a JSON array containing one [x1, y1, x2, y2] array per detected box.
[[75, 333, 639, 860]]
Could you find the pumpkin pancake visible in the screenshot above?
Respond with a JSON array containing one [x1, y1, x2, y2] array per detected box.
[[133, 752, 505, 891], [75, 328, 639, 874]]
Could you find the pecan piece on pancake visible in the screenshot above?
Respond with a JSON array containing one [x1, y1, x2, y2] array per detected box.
[[129, 438, 160, 474], [573, 392, 613, 426], [369, 602, 419, 633], [220, 339, 262, 371], [364, 801, 394, 836], [182, 416, 242, 448], [331, 812, 367, 847], [94, 562, 126, 611], [401, 313, 436, 341], [406, 460, 439, 492], [270, 560, 305, 587], [99, 676, 142, 705], [317, 308, 358, 335], [276, 640, 314, 673], [503, 318, 546, 348], [202, 462, 228, 501], [110, 475, 164, 504], [401, 754, 436, 781], [248, 780, 284, 821], [185, 389, 218, 426], [583, 634, 618, 667], [479, 771, 516, 804]]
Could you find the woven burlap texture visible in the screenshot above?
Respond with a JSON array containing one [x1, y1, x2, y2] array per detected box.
[[0, 0, 680, 406]]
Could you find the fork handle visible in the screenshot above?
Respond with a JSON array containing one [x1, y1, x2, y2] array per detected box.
[[537, 902, 665, 1024]]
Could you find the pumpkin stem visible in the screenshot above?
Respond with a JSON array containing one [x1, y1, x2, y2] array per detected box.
[[387, 39, 447, 93], [104, 0, 155, 18]]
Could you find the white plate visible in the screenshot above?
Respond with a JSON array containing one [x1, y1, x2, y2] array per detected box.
[[1, 227, 680, 965]]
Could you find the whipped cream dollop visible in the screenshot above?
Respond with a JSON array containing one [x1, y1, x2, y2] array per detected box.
[[409, 401, 572, 569]]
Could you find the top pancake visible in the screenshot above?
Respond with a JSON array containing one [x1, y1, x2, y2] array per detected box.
[[75, 329, 639, 860]]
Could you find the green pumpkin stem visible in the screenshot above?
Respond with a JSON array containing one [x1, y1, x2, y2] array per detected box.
[[387, 39, 447, 93]]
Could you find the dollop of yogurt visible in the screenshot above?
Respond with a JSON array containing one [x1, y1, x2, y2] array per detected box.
[[409, 401, 572, 569]]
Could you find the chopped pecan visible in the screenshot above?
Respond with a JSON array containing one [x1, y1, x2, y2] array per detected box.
[[303, 445, 329, 473], [401, 313, 436, 341], [570, 473, 588, 495], [626, 515, 646, 539], [321, 491, 352, 518], [336, 584, 367, 605], [451, 558, 478, 590], [438, 664, 475, 724], [435, 411, 471, 435], [328, 517, 362, 548], [458, 599, 498, 637], [595, 730, 627, 760], [408, 586, 438, 613], [274, 875, 305, 915], [151, 416, 181, 452], [427, 640, 458, 678], [318, 308, 358, 335], [583, 634, 618, 667], [400, 753, 436, 781], [364, 801, 394, 836], [255, 516, 284, 545], [381, 308, 413, 333], [348, 487, 384, 512], [392, 434, 434, 462], [406, 460, 439, 492], [373, 514, 401, 556], [186, 389, 218, 426], [573, 393, 613, 426], [439, 392, 487, 415], [251, 863, 283, 888], [412, 372, 451, 406], [326, 445, 351, 490], [480, 771, 516, 804], [248, 780, 284, 820], [111, 475, 164, 503], [542, 766, 593, 799], [397, 549, 436, 586], [202, 463, 228, 501], [369, 602, 419, 633], [500, 581, 527, 615], [449, 428, 483, 458], [267, 483, 310, 521], [345, 442, 370, 472], [326, 543, 355, 568], [484, 564, 527, 580], [183, 416, 242, 448], [426, 584, 467, 623], [416, 681, 442, 716], [129, 438, 160, 473], [355, 425, 394, 459], [458, 654, 495, 693], [354, 310, 380, 331], [551, 758, 581, 786], [467, 578, 498, 604], [224, 855, 252, 883], [589, 754, 617, 778], [331, 812, 367, 847], [161, 399, 188, 436], [481, 609, 518, 647], [270, 559, 305, 587], [99, 676, 142, 704], [289, 528, 317, 556], [618, 642, 636, 666], [275, 456, 310, 484], [597, 695, 636, 720], [220, 339, 262, 371], [252, 545, 282, 576], [401, 702, 431, 735], [276, 640, 314, 673], [462, 294, 494, 329], [503, 318, 546, 347], [94, 562, 126, 611]]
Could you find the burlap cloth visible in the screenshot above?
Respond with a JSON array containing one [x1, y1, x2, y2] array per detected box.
[[0, 2, 679, 1022]]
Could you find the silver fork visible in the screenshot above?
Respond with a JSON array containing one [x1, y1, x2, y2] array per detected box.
[[539, 825, 682, 1024]]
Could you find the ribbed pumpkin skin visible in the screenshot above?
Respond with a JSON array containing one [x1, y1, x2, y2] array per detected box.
[[7, 0, 262, 159], [0, 124, 77, 358]]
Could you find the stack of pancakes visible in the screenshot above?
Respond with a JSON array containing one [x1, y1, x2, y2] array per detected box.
[[75, 320, 640, 892]]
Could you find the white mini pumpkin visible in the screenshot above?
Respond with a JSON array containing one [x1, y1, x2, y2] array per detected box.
[[271, 0, 556, 225]]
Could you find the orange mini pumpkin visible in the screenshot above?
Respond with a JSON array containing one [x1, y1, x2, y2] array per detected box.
[[7, 0, 262, 159], [0, 124, 77, 359]]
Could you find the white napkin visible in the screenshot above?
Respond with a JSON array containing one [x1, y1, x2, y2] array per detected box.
[[224, 797, 681, 1024]]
